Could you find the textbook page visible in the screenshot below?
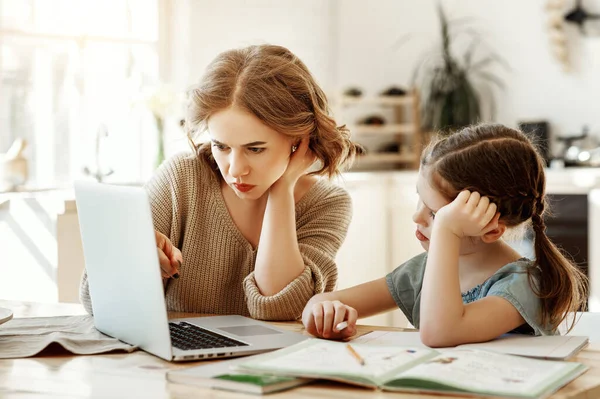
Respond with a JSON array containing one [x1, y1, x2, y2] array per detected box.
[[237, 339, 438, 387], [354, 331, 588, 360], [383, 349, 588, 398]]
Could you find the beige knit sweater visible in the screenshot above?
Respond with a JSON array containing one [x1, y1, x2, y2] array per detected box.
[[79, 152, 353, 320]]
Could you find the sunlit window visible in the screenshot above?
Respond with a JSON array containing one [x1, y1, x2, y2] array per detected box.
[[0, 0, 160, 189]]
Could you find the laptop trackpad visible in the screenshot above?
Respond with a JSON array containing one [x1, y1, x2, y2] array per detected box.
[[217, 325, 282, 337]]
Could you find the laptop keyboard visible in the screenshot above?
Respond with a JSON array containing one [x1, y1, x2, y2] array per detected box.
[[168, 321, 249, 351]]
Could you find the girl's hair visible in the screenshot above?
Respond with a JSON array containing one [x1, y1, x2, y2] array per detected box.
[[185, 44, 364, 178], [421, 123, 588, 332]]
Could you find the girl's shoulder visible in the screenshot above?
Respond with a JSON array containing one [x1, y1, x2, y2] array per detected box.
[[479, 258, 554, 335], [480, 258, 538, 294]]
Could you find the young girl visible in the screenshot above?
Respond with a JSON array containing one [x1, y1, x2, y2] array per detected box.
[[302, 123, 588, 346], [80, 44, 363, 320]]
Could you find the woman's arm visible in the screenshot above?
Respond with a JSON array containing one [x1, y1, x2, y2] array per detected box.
[[244, 183, 351, 320], [253, 139, 315, 296], [253, 181, 305, 295]]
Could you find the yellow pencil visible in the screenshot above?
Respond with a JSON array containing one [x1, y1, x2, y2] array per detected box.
[[346, 344, 365, 366]]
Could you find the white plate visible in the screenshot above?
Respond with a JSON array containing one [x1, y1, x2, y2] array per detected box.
[[0, 307, 13, 325]]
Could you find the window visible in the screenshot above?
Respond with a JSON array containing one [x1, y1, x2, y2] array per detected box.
[[0, 0, 160, 188]]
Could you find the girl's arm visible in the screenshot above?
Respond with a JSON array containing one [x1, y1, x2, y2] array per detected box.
[[419, 191, 525, 347], [302, 278, 398, 339]]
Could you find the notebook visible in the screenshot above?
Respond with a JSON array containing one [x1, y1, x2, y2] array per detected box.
[[166, 357, 313, 394], [353, 331, 589, 360], [236, 339, 589, 399]]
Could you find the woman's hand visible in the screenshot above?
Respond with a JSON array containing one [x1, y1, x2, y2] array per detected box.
[[154, 230, 183, 279], [435, 190, 500, 238], [302, 300, 358, 340], [273, 138, 317, 191]]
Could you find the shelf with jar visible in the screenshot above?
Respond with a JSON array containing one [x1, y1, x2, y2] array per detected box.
[[336, 87, 423, 171]]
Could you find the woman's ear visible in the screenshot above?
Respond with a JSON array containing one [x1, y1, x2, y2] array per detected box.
[[481, 222, 507, 244]]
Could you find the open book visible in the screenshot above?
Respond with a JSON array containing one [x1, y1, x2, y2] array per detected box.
[[237, 339, 588, 399], [353, 331, 589, 360]]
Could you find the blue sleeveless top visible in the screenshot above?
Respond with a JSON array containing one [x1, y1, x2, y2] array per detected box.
[[385, 252, 554, 336]]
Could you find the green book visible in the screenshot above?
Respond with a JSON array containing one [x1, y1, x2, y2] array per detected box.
[[236, 339, 589, 399], [166, 357, 312, 395]]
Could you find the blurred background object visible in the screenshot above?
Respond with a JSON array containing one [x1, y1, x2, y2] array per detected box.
[[0, 138, 28, 191], [412, 5, 507, 133], [82, 124, 113, 183]]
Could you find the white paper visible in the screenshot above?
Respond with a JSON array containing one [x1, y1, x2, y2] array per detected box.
[[0, 315, 137, 358], [353, 331, 588, 360]]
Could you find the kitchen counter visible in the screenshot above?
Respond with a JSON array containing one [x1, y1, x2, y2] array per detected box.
[[342, 167, 600, 195]]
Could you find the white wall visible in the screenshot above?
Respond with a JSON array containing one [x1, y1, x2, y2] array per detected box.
[[167, 0, 336, 92], [168, 0, 600, 152], [163, 0, 337, 156], [335, 0, 600, 146]]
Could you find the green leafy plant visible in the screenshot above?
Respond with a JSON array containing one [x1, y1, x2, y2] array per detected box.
[[413, 5, 507, 133]]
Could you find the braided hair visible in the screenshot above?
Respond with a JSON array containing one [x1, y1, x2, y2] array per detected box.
[[422, 123, 587, 332]]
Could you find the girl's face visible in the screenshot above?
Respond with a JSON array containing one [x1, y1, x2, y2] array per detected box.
[[412, 167, 481, 253], [208, 106, 293, 200]]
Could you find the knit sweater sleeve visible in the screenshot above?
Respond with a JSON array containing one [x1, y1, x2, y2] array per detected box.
[[243, 183, 352, 320], [78, 153, 192, 314]]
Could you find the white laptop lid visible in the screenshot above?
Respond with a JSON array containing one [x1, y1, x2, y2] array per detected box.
[[74, 181, 173, 360]]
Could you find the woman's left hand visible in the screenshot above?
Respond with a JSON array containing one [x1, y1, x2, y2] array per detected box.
[[273, 138, 316, 190], [435, 190, 500, 238]]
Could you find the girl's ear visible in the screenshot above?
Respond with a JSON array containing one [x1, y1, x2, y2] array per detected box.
[[481, 222, 507, 243]]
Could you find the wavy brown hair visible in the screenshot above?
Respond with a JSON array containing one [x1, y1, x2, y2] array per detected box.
[[421, 123, 587, 332], [185, 44, 364, 178]]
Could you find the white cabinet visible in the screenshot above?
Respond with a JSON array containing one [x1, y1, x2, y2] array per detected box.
[[589, 190, 600, 312], [335, 172, 420, 327], [0, 191, 83, 303]]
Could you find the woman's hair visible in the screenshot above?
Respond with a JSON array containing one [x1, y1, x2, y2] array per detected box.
[[421, 123, 588, 332], [185, 44, 364, 178]]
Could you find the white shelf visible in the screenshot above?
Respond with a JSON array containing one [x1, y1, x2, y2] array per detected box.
[[351, 123, 416, 135], [340, 95, 415, 106]]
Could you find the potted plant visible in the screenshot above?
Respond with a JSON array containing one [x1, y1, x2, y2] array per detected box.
[[413, 5, 507, 133]]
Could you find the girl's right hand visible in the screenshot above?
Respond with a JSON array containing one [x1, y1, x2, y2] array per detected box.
[[435, 190, 500, 238], [302, 300, 358, 340], [154, 230, 183, 279]]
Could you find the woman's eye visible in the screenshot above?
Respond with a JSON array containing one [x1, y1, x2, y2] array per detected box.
[[212, 143, 227, 151], [248, 147, 265, 154]]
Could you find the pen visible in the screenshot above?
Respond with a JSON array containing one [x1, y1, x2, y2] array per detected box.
[[346, 344, 365, 366]]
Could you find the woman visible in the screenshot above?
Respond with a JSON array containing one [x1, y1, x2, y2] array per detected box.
[[79, 44, 363, 320]]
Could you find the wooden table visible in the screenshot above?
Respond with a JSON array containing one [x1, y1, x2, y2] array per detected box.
[[1, 300, 600, 399]]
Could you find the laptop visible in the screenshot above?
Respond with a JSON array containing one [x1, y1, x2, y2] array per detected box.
[[74, 180, 307, 362]]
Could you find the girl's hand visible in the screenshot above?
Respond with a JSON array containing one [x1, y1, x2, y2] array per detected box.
[[435, 190, 500, 238], [273, 138, 316, 190], [155, 230, 183, 279], [302, 300, 358, 340]]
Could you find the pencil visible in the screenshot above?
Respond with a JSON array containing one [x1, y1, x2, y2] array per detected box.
[[346, 344, 365, 366]]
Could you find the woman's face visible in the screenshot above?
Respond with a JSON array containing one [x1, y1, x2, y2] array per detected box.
[[208, 106, 293, 200]]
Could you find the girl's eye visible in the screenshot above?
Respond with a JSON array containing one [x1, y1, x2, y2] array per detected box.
[[248, 147, 265, 154], [430, 211, 436, 220]]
